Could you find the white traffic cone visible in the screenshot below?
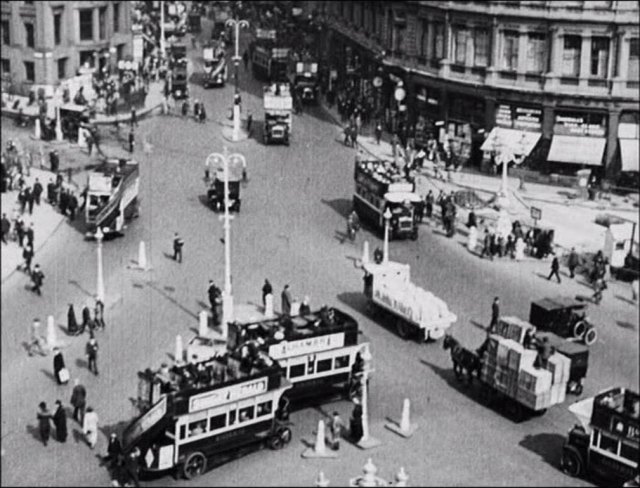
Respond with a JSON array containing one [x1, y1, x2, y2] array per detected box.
[[199, 310, 209, 336], [77, 126, 86, 149], [175, 335, 183, 364], [137, 241, 148, 270], [385, 398, 417, 438], [362, 240, 370, 266], [315, 472, 330, 487], [264, 293, 274, 316], [34, 118, 41, 140], [395, 467, 409, 487], [46, 315, 57, 349], [302, 420, 338, 458]]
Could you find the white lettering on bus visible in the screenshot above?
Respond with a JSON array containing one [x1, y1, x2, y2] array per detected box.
[[268, 333, 346, 360]]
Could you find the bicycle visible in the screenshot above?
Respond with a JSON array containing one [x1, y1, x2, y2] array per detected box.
[[27, 335, 48, 357]]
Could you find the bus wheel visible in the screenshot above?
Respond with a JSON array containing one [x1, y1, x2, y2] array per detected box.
[[269, 429, 289, 450], [572, 320, 587, 340], [182, 451, 207, 479], [583, 327, 597, 346], [561, 446, 584, 477], [279, 427, 292, 445], [396, 319, 411, 339]]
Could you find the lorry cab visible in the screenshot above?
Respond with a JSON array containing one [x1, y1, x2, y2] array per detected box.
[[384, 192, 422, 241]]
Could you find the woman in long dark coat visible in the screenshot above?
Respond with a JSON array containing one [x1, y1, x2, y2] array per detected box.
[[37, 402, 52, 446], [52, 347, 66, 384], [53, 400, 68, 442], [67, 304, 78, 335]]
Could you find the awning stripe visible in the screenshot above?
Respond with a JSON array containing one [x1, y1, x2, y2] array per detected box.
[[619, 138, 639, 172], [547, 135, 606, 166]]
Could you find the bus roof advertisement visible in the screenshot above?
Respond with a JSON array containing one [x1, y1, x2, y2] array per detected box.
[[189, 378, 268, 412], [388, 182, 414, 194], [268, 333, 346, 360]]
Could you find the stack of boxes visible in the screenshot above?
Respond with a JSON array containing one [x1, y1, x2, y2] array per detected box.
[[480, 316, 571, 412]]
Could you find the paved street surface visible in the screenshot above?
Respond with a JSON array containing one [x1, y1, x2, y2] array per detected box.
[[2, 22, 638, 488]]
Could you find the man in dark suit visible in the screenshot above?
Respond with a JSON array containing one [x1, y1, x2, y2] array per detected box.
[[281, 284, 292, 316], [53, 400, 68, 442], [262, 279, 272, 308], [489, 297, 500, 332]]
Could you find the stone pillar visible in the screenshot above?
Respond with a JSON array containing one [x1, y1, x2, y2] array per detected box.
[[605, 110, 620, 180], [484, 97, 496, 132], [93, 7, 99, 43], [579, 33, 592, 87], [612, 33, 629, 95], [517, 28, 528, 77], [542, 103, 555, 140], [486, 17, 500, 85]]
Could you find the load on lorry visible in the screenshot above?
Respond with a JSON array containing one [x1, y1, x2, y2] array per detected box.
[[252, 42, 291, 82], [85, 158, 139, 238], [263, 83, 292, 145], [363, 259, 457, 341], [202, 43, 227, 87], [354, 160, 421, 240]]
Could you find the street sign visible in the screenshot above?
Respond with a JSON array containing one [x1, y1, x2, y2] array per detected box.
[[373, 76, 383, 88], [530, 206, 542, 223], [394, 87, 406, 102]]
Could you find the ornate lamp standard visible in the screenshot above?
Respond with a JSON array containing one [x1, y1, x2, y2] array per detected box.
[[383, 207, 392, 263], [225, 17, 249, 142], [95, 226, 105, 302]]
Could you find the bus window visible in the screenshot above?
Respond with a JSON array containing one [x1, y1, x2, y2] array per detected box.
[[620, 441, 639, 462], [209, 414, 226, 432], [334, 355, 350, 369], [317, 358, 332, 373], [290, 364, 305, 378], [229, 409, 237, 426], [239, 406, 255, 422], [188, 420, 206, 437], [591, 430, 600, 447], [179, 425, 187, 440], [257, 401, 272, 417], [599, 432, 620, 455]]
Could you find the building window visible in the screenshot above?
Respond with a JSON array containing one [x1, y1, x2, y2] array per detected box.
[[1, 58, 10, 77], [419, 20, 428, 57], [24, 61, 35, 82], [502, 31, 519, 70], [24, 22, 35, 48], [99, 7, 106, 40], [562, 35, 581, 76], [53, 13, 62, 45], [79, 8, 93, 41], [79, 50, 95, 68], [57, 57, 67, 79], [1, 19, 10, 45], [590, 37, 609, 77], [629, 38, 639, 81], [113, 3, 120, 33], [431, 22, 445, 60], [474, 29, 489, 67], [527, 33, 546, 73], [453, 26, 468, 65]]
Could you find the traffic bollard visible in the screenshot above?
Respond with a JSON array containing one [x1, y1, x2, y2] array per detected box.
[[362, 240, 370, 265], [137, 241, 148, 270], [395, 467, 409, 487], [302, 420, 338, 459], [175, 335, 183, 364], [199, 310, 209, 336], [315, 471, 330, 487], [46, 315, 57, 349], [385, 398, 417, 438]]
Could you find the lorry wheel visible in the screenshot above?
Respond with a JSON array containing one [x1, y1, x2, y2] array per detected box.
[[396, 319, 411, 339], [410, 229, 418, 241], [572, 320, 587, 339], [583, 327, 597, 346], [561, 446, 584, 477], [182, 451, 207, 479]]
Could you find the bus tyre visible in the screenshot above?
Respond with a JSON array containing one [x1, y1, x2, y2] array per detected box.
[[583, 327, 597, 346], [561, 446, 584, 477], [396, 319, 411, 339], [182, 451, 207, 479], [573, 320, 587, 339], [269, 427, 291, 450]]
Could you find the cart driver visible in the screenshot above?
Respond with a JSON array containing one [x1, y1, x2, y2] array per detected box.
[[523, 326, 539, 350], [534, 336, 554, 369]]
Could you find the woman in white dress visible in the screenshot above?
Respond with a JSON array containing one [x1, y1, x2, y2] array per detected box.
[[83, 406, 99, 449], [467, 224, 478, 253]]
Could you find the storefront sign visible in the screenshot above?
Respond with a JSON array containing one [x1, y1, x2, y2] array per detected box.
[[496, 104, 542, 131], [268, 333, 345, 359], [554, 111, 606, 137], [189, 377, 268, 412]]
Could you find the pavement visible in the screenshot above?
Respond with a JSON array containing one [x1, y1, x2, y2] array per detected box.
[[1, 18, 637, 488], [318, 101, 639, 255]]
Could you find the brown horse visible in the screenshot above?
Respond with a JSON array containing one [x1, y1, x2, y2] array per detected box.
[[443, 334, 481, 385]]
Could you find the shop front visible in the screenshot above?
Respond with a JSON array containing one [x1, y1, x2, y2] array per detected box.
[[480, 102, 543, 172], [445, 92, 485, 167], [547, 110, 608, 177], [412, 85, 442, 149], [617, 111, 639, 190]]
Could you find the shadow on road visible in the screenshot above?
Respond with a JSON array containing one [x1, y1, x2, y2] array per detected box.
[[75, 357, 88, 370], [615, 294, 636, 306], [145, 280, 198, 320], [335, 291, 368, 317], [616, 320, 636, 330], [40, 368, 57, 383], [68, 279, 96, 299], [519, 432, 565, 469], [25, 424, 42, 444], [321, 198, 352, 220], [469, 319, 488, 332]]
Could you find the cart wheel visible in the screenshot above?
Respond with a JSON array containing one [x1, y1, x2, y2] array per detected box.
[[269, 428, 290, 450], [182, 451, 207, 479], [573, 320, 587, 339], [583, 327, 597, 346], [574, 383, 584, 396], [561, 446, 584, 477], [396, 319, 411, 339]]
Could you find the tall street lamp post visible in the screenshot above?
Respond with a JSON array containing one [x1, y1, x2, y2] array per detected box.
[[383, 207, 392, 263], [357, 344, 381, 450], [95, 227, 105, 303], [225, 18, 249, 142]]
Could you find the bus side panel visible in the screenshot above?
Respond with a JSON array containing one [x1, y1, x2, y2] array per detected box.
[[176, 419, 273, 462], [588, 450, 636, 484], [353, 195, 381, 230]]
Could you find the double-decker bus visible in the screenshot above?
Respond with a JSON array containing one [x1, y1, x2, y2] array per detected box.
[[123, 352, 292, 480], [227, 306, 370, 405]]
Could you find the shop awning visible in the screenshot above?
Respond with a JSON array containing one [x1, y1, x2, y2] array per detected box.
[[480, 127, 541, 157], [619, 138, 639, 172], [547, 135, 606, 165]]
